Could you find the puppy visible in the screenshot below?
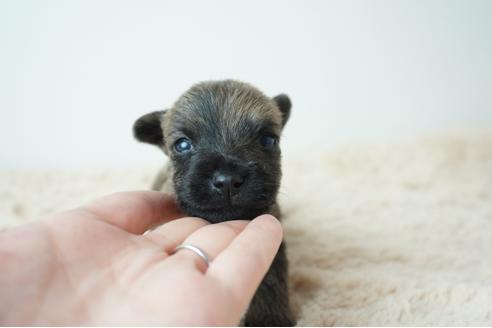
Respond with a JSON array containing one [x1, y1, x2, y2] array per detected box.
[[133, 80, 295, 326]]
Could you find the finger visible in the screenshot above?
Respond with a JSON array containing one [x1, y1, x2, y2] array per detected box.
[[144, 217, 209, 252], [81, 191, 183, 234], [206, 215, 283, 311], [168, 220, 249, 273]]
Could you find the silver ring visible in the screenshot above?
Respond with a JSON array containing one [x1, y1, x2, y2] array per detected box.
[[172, 244, 210, 267]]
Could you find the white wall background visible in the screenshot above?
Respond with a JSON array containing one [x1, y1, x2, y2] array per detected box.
[[1, 0, 491, 168]]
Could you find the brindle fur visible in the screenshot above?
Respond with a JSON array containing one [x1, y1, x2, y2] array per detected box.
[[133, 80, 295, 326]]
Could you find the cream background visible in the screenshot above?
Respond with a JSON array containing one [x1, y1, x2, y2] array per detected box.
[[1, 133, 491, 325]]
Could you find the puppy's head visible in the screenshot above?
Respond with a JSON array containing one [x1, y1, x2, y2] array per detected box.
[[133, 80, 291, 222]]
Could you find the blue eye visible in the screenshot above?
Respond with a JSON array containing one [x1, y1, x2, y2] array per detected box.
[[260, 134, 278, 149], [174, 138, 193, 153]]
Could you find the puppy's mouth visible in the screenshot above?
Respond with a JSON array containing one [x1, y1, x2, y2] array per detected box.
[[177, 197, 272, 223]]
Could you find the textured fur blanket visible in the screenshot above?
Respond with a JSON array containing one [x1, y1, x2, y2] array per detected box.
[[1, 132, 491, 325]]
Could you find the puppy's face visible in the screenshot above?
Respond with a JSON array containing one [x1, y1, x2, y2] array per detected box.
[[134, 80, 291, 222]]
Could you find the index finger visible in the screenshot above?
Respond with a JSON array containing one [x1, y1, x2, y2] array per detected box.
[[81, 190, 183, 234], [206, 214, 283, 312]]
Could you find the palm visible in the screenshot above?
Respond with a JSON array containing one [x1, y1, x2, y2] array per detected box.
[[0, 191, 281, 326]]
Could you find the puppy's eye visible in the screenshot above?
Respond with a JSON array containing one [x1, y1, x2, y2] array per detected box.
[[260, 134, 278, 149], [174, 138, 193, 153]]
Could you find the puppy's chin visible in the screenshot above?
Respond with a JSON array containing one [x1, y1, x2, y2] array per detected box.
[[177, 198, 272, 223]]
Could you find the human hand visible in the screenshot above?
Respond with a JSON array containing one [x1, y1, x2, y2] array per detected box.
[[0, 191, 283, 325]]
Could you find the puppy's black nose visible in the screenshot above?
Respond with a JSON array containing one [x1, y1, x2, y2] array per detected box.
[[212, 172, 244, 196]]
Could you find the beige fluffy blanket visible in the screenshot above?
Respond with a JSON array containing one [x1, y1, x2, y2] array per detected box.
[[1, 132, 492, 326]]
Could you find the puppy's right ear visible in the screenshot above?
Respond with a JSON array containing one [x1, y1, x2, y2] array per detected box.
[[133, 110, 166, 146]]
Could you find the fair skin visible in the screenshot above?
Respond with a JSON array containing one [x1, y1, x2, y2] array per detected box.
[[0, 191, 283, 326]]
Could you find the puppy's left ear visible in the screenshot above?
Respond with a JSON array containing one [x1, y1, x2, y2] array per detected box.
[[133, 110, 166, 146], [273, 94, 291, 127]]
